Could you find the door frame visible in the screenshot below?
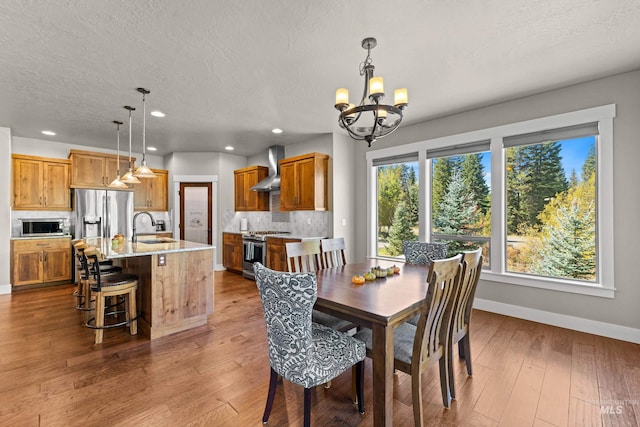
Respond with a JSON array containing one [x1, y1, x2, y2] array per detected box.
[[173, 175, 220, 268], [179, 182, 212, 244]]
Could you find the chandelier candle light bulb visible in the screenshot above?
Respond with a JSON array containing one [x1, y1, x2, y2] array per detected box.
[[334, 37, 408, 147]]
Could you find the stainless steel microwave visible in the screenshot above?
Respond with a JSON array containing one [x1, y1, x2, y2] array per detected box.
[[20, 218, 66, 237]]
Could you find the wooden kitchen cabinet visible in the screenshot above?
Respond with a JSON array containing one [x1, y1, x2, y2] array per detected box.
[[12, 154, 71, 210], [266, 237, 301, 271], [69, 149, 133, 188], [234, 166, 269, 211], [223, 232, 244, 272], [11, 238, 72, 287], [133, 168, 168, 211], [279, 153, 328, 211]]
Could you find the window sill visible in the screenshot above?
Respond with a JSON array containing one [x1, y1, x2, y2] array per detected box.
[[480, 271, 615, 299]]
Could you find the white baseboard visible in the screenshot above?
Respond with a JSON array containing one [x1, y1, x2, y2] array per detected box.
[[214, 264, 226, 271], [0, 284, 11, 295], [473, 298, 640, 344]]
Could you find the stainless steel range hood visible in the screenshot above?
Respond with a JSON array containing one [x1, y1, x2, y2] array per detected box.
[[251, 145, 285, 192]]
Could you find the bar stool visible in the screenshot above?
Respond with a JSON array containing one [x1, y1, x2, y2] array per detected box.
[[73, 241, 122, 311], [83, 249, 138, 344]]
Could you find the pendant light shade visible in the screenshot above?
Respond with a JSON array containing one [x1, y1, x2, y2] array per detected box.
[[133, 87, 157, 178], [121, 105, 141, 184], [108, 120, 128, 189]]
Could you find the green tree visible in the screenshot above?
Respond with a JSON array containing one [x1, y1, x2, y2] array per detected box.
[[531, 200, 596, 280], [433, 171, 481, 255], [406, 166, 419, 226], [432, 157, 454, 220], [460, 153, 490, 214], [377, 165, 403, 237], [507, 142, 567, 232], [569, 169, 579, 188], [388, 201, 417, 255], [582, 143, 596, 181]]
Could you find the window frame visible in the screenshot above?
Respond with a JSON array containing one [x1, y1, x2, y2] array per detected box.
[[366, 104, 615, 298]]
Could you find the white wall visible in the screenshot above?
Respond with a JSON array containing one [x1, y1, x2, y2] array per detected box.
[[353, 69, 640, 330], [331, 133, 357, 262], [0, 128, 12, 294]]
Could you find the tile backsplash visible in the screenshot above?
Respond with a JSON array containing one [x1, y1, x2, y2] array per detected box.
[[222, 208, 329, 237]]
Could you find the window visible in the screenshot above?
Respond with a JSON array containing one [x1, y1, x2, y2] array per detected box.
[[504, 124, 598, 282], [367, 105, 615, 298], [429, 141, 491, 266], [373, 154, 419, 259]]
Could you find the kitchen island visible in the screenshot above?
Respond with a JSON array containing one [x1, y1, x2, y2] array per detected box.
[[84, 237, 214, 340]]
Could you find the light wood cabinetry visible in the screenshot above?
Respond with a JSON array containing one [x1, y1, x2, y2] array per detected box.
[[234, 166, 269, 211], [223, 232, 244, 272], [279, 153, 328, 211], [133, 169, 168, 211], [266, 237, 301, 272], [69, 149, 133, 188], [11, 238, 72, 287], [12, 154, 71, 210]]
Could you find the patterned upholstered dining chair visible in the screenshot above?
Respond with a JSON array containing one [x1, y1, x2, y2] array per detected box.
[[354, 254, 463, 427], [402, 241, 448, 266], [254, 263, 366, 426]]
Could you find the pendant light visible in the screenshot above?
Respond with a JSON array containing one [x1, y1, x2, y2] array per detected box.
[[133, 87, 157, 178], [120, 105, 141, 184], [108, 120, 128, 189]]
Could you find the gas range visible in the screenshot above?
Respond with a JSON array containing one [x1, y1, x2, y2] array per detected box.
[[242, 231, 290, 242]]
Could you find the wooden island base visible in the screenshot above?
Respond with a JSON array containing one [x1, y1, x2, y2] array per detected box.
[[119, 248, 214, 340]]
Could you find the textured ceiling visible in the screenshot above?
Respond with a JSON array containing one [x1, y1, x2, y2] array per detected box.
[[1, 1, 640, 157]]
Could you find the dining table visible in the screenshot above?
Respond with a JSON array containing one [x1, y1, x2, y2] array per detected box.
[[314, 259, 430, 427]]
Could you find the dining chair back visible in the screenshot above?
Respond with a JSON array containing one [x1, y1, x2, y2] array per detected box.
[[402, 241, 448, 266], [354, 254, 462, 427], [448, 248, 483, 399], [286, 240, 322, 273], [320, 237, 347, 268], [253, 262, 366, 426]]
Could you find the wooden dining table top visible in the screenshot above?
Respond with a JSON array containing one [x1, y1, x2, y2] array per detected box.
[[314, 259, 430, 327]]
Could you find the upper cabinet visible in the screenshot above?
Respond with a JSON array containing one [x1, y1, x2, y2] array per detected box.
[[12, 154, 71, 211], [279, 153, 328, 211], [133, 168, 169, 211], [68, 149, 133, 189], [234, 165, 269, 211]]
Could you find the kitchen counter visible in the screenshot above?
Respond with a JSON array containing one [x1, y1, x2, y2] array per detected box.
[[11, 234, 72, 240], [83, 237, 214, 340]]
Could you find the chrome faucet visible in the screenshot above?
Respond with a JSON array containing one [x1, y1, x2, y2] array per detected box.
[[132, 211, 156, 243]]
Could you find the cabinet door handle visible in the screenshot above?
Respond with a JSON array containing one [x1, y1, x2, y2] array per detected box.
[[44, 196, 47, 206], [44, 253, 48, 263], [40, 253, 43, 262]]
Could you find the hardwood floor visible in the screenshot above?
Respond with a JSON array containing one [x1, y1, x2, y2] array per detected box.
[[1, 271, 638, 426]]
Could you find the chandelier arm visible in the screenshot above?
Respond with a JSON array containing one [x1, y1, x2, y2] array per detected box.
[[339, 116, 366, 140]]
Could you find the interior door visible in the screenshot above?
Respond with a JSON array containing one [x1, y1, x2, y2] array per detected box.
[[179, 182, 212, 244]]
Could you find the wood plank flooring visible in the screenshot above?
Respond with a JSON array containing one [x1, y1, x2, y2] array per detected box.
[[1, 271, 638, 426]]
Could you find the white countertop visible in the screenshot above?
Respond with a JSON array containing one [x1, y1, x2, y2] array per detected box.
[[83, 237, 214, 259]]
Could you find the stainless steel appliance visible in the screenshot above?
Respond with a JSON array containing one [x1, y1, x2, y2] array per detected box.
[[242, 231, 290, 280], [19, 218, 66, 237], [74, 189, 134, 240]]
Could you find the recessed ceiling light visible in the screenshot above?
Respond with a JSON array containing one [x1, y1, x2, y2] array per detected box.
[[41, 130, 56, 136], [225, 146, 234, 151], [147, 146, 157, 151], [150, 111, 165, 118], [272, 128, 283, 134]]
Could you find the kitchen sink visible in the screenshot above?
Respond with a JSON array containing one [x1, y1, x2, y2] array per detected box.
[[138, 238, 176, 244]]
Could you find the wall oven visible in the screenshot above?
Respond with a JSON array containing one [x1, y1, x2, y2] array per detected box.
[[242, 237, 266, 280]]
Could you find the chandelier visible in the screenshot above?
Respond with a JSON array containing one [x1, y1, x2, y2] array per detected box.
[[133, 87, 157, 178], [334, 37, 408, 147]]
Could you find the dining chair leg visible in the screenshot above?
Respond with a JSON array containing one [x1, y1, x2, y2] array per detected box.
[[355, 359, 365, 414], [262, 368, 278, 424], [439, 356, 451, 408], [411, 367, 424, 427], [303, 387, 312, 427], [458, 338, 466, 358], [461, 334, 473, 376]]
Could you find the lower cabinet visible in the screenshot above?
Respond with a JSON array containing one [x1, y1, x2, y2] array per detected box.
[[266, 237, 301, 272], [223, 232, 243, 272], [11, 238, 72, 287]]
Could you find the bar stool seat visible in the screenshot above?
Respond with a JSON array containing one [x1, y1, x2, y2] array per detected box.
[[84, 250, 138, 344], [73, 242, 122, 311]]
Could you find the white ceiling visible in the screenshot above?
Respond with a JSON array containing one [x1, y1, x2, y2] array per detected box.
[[1, 1, 640, 157]]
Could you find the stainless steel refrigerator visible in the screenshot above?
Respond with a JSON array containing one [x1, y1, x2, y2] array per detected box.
[[74, 189, 134, 240]]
